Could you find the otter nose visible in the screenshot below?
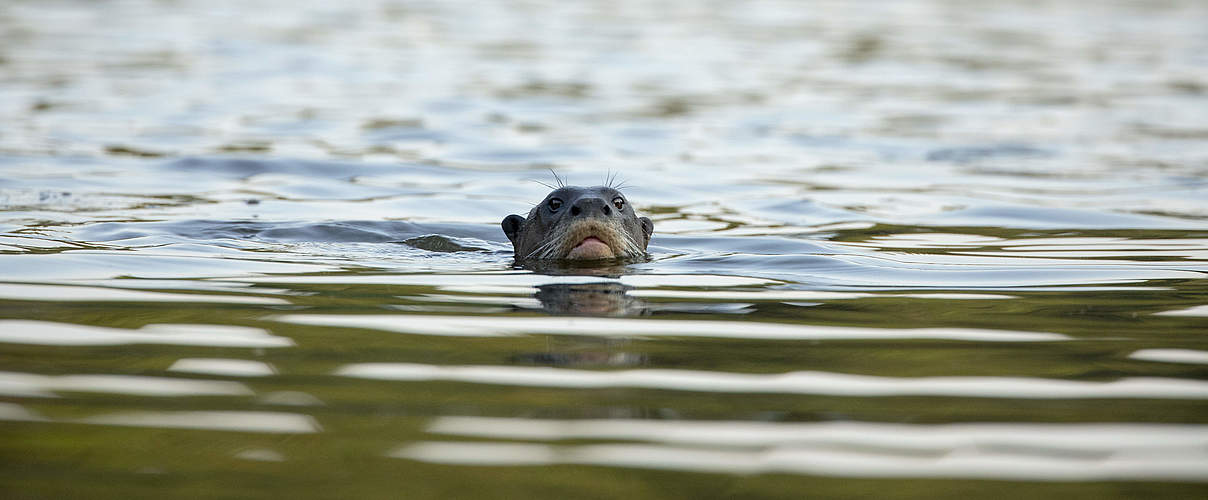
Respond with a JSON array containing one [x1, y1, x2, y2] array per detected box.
[[569, 197, 612, 217]]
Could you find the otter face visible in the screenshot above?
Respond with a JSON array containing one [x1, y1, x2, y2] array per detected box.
[[502, 186, 654, 262]]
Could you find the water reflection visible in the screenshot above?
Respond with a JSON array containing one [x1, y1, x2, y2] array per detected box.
[[1155, 305, 1208, 317], [425, 417, 1208, 452], [257, 391, 326, 407], [1, 404, 320, 434], [398, 418, 1208, 482], [3, 0, 1208, 495], [0, 283, 289, 305], [234, 448, 288, 462], [337, 362, 1208, 399], [168, 358, 278, 377], [239, 272, 777, 288], [394, 438, 1208, 482], [509, 350, 647, 368], [533, 282, 647, 316], [277, 314, 1068, 341], [0, 320, 294, 347], [80, 411, 320, 434], [0, 402, 47, 422], [1129, 349, 1208, 366], [0, 371, 252, 397]]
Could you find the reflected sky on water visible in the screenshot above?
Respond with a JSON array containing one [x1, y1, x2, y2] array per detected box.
[[2, 0, 1207, 497]]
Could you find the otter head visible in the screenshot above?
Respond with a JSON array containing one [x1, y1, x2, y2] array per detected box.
[[502, 186, 654, 262]]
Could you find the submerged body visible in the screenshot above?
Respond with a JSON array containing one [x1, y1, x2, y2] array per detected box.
[[502, 185, 654, 262]]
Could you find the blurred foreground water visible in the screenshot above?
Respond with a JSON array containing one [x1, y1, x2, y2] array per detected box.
[[2, 0, 1207, 498]]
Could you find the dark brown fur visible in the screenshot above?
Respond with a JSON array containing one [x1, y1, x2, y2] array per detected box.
[[502, 186, 653, 261]]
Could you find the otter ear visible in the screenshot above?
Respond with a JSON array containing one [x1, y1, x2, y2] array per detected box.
[[501, 215, 526, 245], [639, 217, 654, 246]]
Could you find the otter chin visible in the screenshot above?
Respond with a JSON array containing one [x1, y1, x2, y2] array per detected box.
[[502, 185, 653, 262]]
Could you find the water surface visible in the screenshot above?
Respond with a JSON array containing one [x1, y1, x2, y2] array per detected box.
[[2, 0, 1207, 498]]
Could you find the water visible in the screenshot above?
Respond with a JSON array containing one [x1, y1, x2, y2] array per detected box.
[[2, 0, 1208, 498]]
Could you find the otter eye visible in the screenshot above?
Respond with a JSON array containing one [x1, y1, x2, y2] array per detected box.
[[548, 198, 563, 211], [612, 197, 625, 210]]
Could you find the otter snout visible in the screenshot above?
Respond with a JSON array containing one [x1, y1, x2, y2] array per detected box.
[[569, 196, 612, 218]]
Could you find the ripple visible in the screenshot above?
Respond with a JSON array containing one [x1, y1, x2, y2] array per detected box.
[[393, 439, 1208, 482], [0, 320, 294, 348], [79, 411, 320, 434], [278, 314, 1067, 342], [0, 253, 333, 281], [1130, 349, 1208, 365], [408, 416, 1208, 482], [0, 371, 253, 397], [240, 273, 777, 288], [168, 358, 278, 377], [0, 402, 48, 421], [426, 417, 1208, 452], [627, 290, 1014, 300], [234, 448, 288, 462], [1155, 305, 1208, 317], [3, 0, 1208, 493], [0, 283, 289, 305], [336, 363, 1208, 399], [655, 251, 1205, 289]]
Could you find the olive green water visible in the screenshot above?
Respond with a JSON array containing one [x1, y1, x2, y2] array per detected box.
[[2, 0, 1208, 498]]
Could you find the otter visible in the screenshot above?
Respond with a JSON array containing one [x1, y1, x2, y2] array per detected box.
[[502, 185, 653, 261]]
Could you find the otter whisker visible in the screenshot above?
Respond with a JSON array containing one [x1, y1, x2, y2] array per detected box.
[[603, 172, 631, 192], [605, 170, 619, 189], [620, 233, 642, 256], [525, 234, 563, 260], [503, 184, 652, 262], [532, 223, 578, 259]]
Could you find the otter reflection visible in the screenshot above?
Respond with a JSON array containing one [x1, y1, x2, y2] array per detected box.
[[512, 282, 649, 368], [509, 349, 647, 368], [533, 282, 648, 317]]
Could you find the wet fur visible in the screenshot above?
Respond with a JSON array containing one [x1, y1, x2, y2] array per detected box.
[[521, 218, 646, 261], [502, 185, 653, 262]]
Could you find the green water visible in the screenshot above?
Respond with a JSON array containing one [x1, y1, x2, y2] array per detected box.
[[2, 0, 1208, 498]]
